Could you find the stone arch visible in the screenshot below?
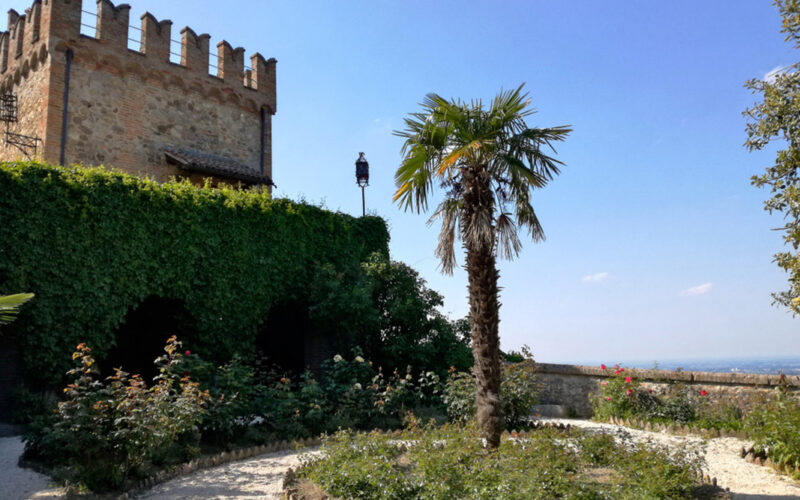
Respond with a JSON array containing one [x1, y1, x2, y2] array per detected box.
[[102, 296, 196, 381]]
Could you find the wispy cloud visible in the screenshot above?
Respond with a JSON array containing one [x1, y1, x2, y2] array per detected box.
[[581, 272, 609, 283], [682, 282, 712, 296], [764, 65, 791, 83]]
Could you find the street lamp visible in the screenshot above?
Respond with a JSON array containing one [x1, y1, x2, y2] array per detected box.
[[355, 152, 369, 216]]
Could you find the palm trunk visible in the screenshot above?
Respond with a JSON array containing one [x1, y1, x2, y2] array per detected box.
[[462, 164, 503, 449], [466, 243, 502, 448]]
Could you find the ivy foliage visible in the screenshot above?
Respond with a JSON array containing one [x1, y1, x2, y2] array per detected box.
[[0, 161, 388, 384]]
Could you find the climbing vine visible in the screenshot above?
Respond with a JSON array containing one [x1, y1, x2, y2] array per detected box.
[[0, 161, 388, 384]]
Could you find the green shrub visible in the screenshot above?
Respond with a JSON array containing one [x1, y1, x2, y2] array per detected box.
[[443, 351, 539, 429], [300, 422, 706, 499], [10, 385, 57, 425], [181, 349, 444, 446], [23, 337, 208, 491], [591, 364, 640, 421], [745, 385, 800, 476], [0, 161, 388, 384], [591, 365, 750, 433]]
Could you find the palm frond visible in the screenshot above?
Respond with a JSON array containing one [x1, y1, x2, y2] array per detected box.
[[496, 212, 523, 260], [0, 293, 35, 326], [394, 83, 569, 268], [429, 199, 460, 274]]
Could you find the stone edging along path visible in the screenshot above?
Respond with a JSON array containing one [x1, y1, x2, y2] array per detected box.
[[17, 419, 800, 499], [18, 437, 322, 499], [605, 415, 800, 479]]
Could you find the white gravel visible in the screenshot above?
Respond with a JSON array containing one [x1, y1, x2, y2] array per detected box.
[[0, 436, 63, 500], [544, 418, 800, 499], [135, 447, 311, 500], [8, 419, 800, 499]]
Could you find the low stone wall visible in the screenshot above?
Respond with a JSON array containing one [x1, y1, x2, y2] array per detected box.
[[535, 363, 800, 418]]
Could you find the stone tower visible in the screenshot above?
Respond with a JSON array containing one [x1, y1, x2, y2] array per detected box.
[[0, 0, 276, 186]]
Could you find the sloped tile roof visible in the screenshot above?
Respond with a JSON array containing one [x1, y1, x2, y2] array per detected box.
[[164, 148, 274, 186]]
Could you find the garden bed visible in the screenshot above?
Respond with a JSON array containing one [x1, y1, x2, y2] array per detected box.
[[287, 422, 731, 500]]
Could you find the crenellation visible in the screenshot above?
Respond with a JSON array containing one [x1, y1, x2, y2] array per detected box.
[[250, 53, 276, 111], [180, 26, 210, 75], [140, 12, 171, 63], [24, 1, 41, 45], [0, 32, 8, 73], [2, 0, 277, 187], [47, 0, 82, 43], [12, 14, 25, 58], [216, 40, 243, 83], [7, 10, 20, 32], [96, 0, 130, 49]]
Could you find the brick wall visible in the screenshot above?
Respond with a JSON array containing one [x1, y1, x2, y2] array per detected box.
[[0, 0, 277, 185]]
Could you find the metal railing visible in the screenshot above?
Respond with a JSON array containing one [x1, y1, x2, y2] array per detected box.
[[80, 9, 254, 74]]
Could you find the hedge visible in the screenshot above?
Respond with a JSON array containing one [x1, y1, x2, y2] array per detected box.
[[0, 161, 389, 384]]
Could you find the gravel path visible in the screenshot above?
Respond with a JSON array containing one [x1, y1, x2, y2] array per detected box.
[[0, 436, 63, 500], [9, 419, 800, 499], [135, 448, 311, 500], [545, 418, 800, 500]]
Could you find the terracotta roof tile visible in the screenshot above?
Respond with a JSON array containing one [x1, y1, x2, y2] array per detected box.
[[164, 148, 274, 186]]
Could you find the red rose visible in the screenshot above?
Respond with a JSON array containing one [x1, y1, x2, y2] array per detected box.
[[625, 376, 632, 384], [700, 390, 708, 396], [185, 350, 191, 356], [601, 364, 606, 370]]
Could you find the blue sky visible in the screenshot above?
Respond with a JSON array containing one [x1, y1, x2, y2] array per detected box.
[[68, 0, 799, 363]]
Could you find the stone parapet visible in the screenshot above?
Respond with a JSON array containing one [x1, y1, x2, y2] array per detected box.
[[536, 362, 799, 387], [535, 362, 798, 418]]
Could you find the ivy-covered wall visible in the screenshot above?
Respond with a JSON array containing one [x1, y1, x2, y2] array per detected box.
[[0, 162, 389, 385]]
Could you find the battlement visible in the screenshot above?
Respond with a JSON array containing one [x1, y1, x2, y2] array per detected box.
[[1, 0, 277, 112], [0, 0, 277, 188]]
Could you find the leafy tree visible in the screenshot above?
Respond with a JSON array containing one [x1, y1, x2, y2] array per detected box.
[[745, 0, 800, 314], [308, 254, 472, 376], [394, 84, 570, 447], [361, 255, 472, 375]]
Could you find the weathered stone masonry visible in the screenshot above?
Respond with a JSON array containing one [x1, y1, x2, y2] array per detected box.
[[0, 0, 276, 186], [536, 362, 800, 417]]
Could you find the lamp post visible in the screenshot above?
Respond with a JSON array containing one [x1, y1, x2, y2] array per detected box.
[[355, 152, 369, 217]]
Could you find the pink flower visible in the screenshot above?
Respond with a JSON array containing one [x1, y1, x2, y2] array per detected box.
[[615, 369, 620, 375], [625, 376, 631, 384], [600, 364, 606, 370], [700, 390, 708, 396], [619, 368, 625, 373], [601, 381, 608, 386], [626, 389, 633, 396], [185, 350, 191, 356], [605, 397, 611, 401], [614, 364, 619, 370]]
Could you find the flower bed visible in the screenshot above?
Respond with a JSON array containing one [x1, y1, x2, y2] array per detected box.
[[292, 421, 729, 500]]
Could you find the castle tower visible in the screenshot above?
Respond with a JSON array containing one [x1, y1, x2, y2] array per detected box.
[[0, 0, 277, 187]]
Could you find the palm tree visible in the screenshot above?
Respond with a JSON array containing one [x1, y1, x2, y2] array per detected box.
[[394, 84, 570, 448]]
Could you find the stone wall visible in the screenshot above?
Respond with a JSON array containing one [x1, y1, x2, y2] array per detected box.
[[0, 0, 276, 185], [0, 4, 51, 162], [536, 363, 800, 418]]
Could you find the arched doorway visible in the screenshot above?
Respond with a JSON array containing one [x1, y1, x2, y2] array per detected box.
[[256, 301, 327, 376], [103, 296, 194, 381]]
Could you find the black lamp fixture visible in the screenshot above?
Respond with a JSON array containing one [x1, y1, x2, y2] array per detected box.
[[355, 152, 369, 216]]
